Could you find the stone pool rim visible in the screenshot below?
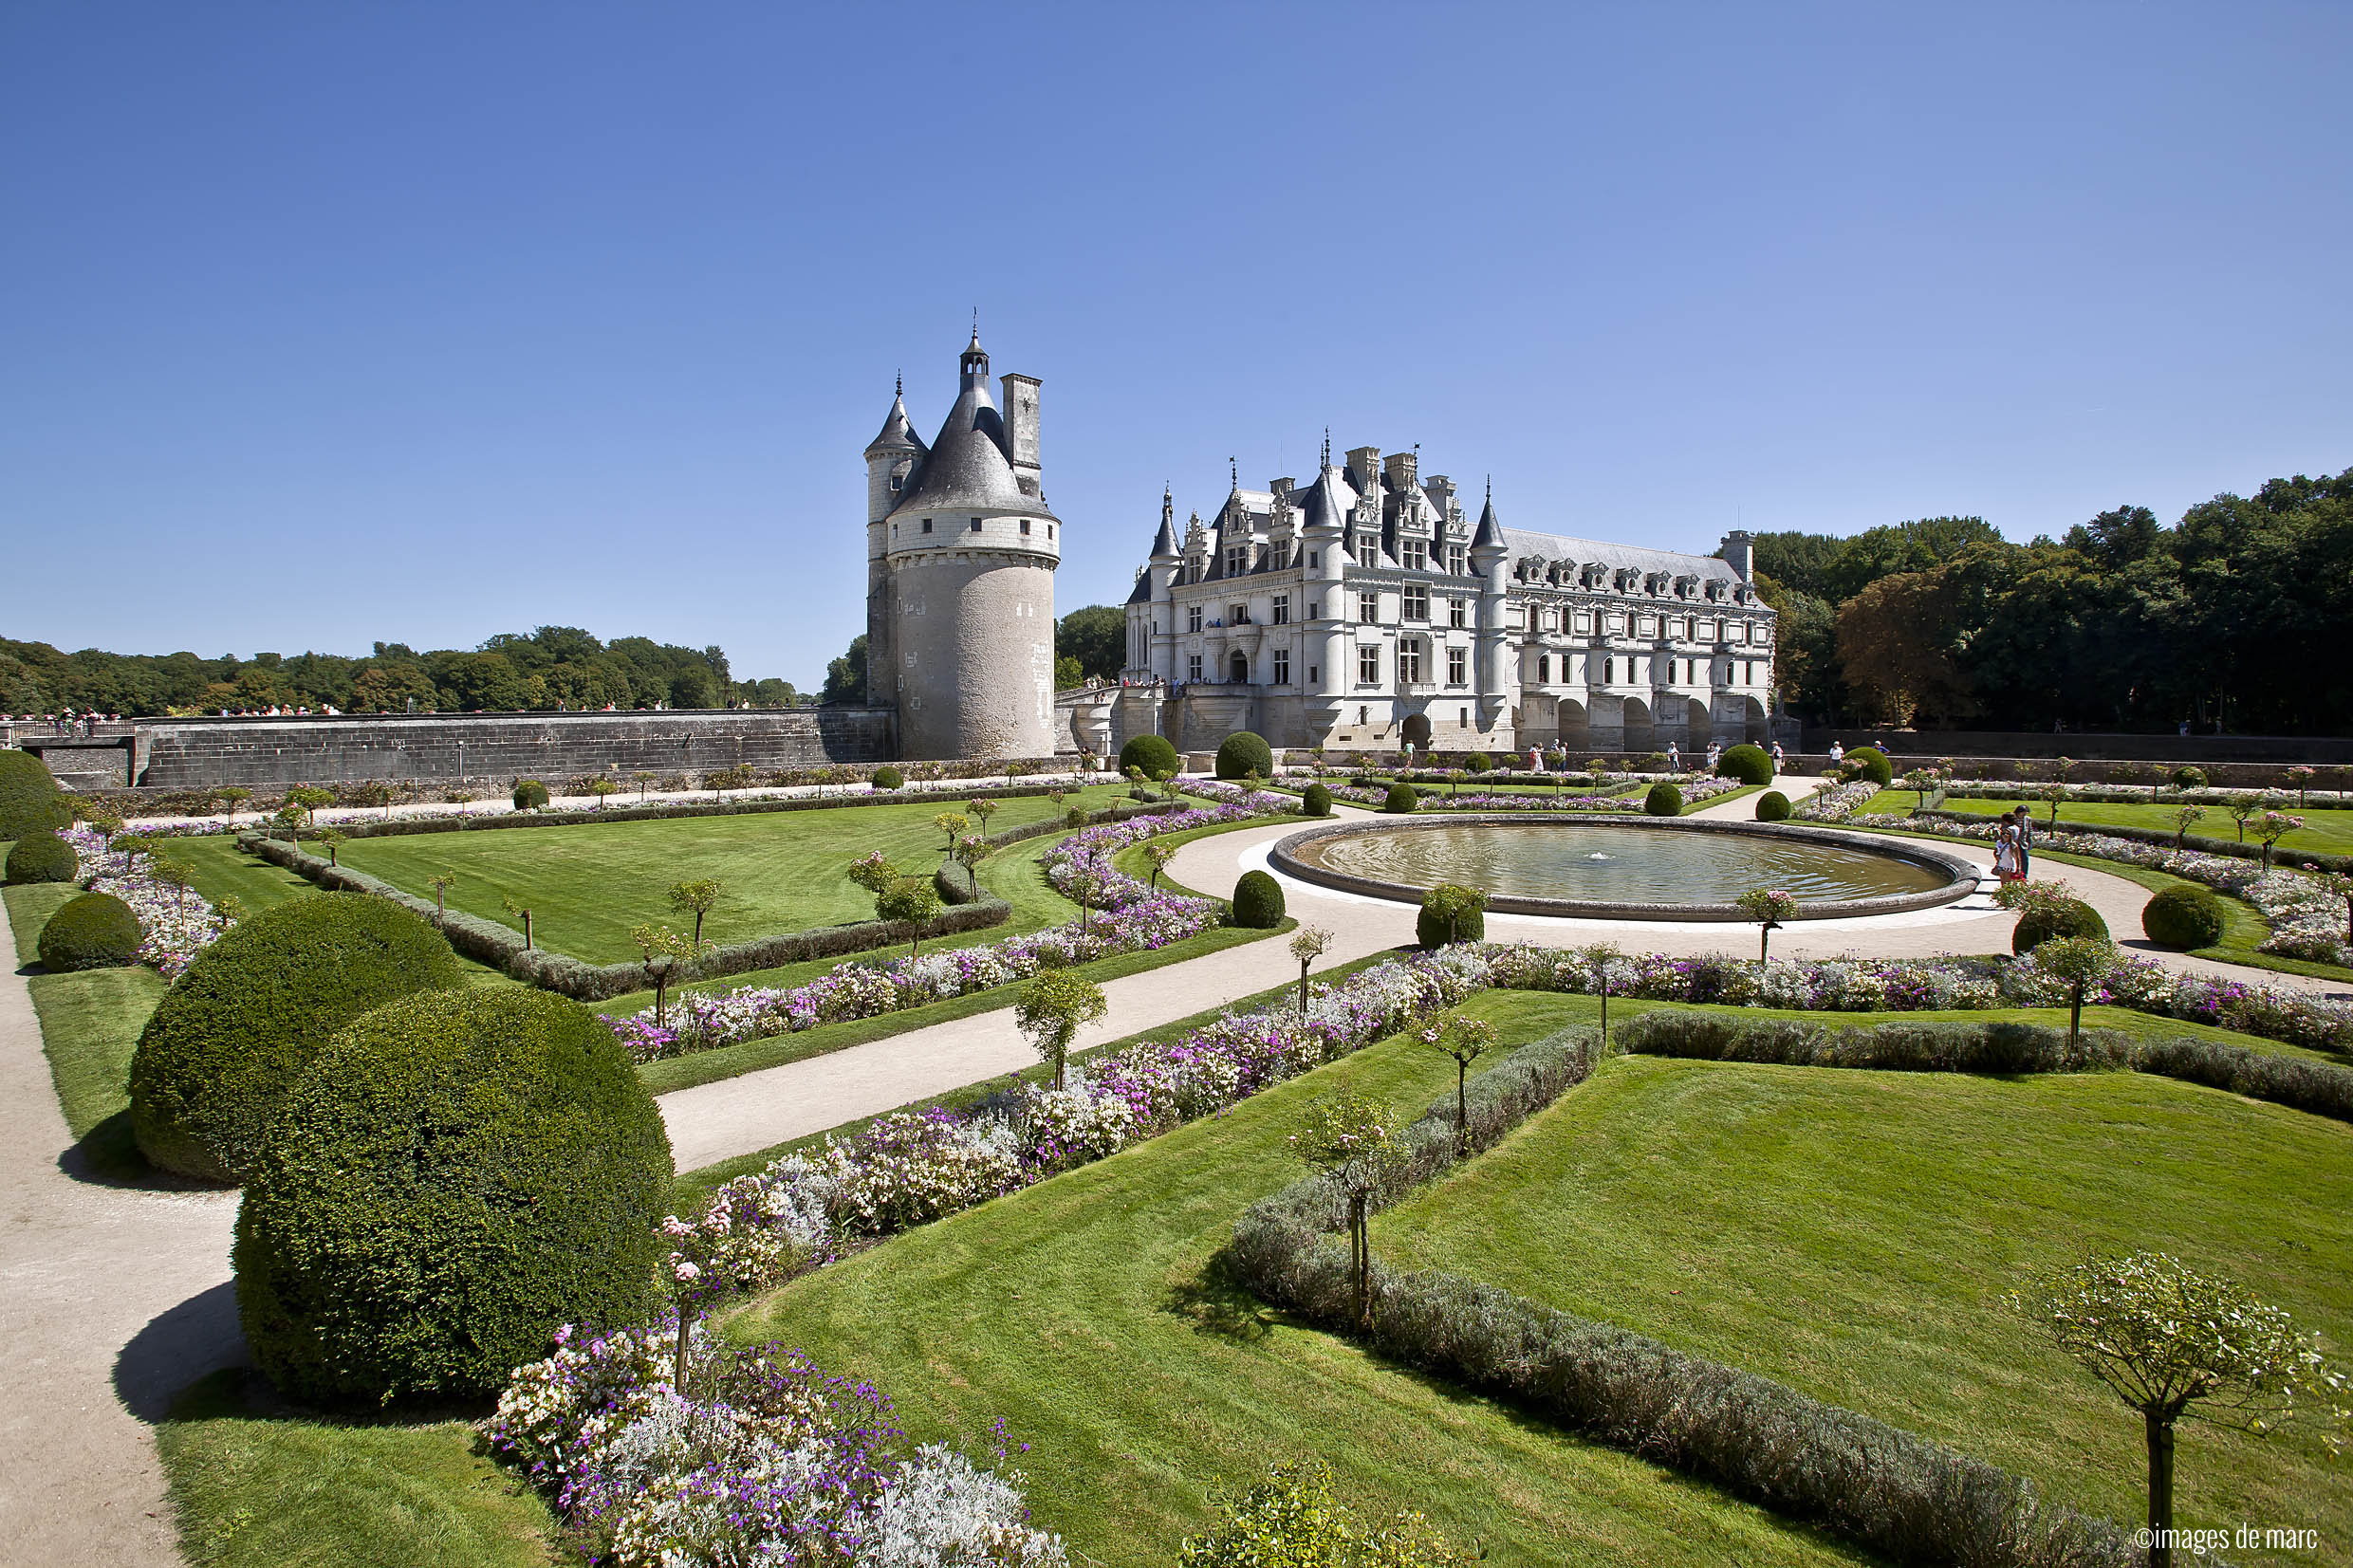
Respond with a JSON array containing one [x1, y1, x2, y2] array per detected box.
[[1268, 814, 1983, 922]]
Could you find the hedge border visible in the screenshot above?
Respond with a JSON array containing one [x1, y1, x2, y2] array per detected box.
[[1916, 807, 2353, 876]]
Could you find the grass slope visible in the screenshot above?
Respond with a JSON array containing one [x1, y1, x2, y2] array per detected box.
[[159, 1371, 555, 1568], [725, 988, 1879, 1566], [326, 783, 1134, 964], [1927, 794, 2353, 856], [1382, 1046, 2353, 1550]]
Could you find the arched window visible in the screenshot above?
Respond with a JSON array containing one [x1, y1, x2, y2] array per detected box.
[[1230, 650, 1249, 683]]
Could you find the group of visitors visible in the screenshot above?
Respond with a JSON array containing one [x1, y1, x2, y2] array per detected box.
[[9, 712, 120, 735], [1991, 804, 2036, 886]]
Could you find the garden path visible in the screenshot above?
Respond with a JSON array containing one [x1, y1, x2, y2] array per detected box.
[[0, 958, 242, 1567]]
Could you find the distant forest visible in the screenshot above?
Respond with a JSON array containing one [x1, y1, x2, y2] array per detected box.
[[0, 626, 805, 716], [1757, 465, 2352, 735]]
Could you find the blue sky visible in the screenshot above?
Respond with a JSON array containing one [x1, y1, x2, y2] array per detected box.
[[4, 2, 2347, 688]]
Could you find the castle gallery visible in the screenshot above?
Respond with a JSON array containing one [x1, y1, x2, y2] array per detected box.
[[865, 333, 1775, 761]]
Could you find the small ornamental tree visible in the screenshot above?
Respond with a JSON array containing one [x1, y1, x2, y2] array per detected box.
[[2226, 792, 2261, 842], [1015, 968, 1106, 1090], [1141, 840, 1177, 890], [1288, 924, 1332, 1012], [1289, 1094, 1409, 1328], [846, 849, 898, 895], [2011, 1252, 2345, 1568], [967, 796, 1000, 836], [1583, 941, 1623, 1041], [934, 811, 971, 857], [874, 876, 941, 954], [287, 784, 333, 825], [2052, 755, 2077, 784], [317, 827, 345, 867], [2034, 934, 2119, 1047], [629, 922, 693, 1027], [218, 785, 251, 823], [1177, 1457, 1477, 1568], [589, 778, 620, 809], [633, 770, 657, 802], [150, 854, 195, 914], [2284, 764, 2315, 808], [272, 803, 306, 843], [1419, 883, 1486, 947], [2169, 765, 2205, 795], [424, 869, 457, 922], [1418, 1014, 1499, 1156], [2039, 779, 2068, 825], [2255, 811, 2303, 869], [1736, 887, 1796, 961], [1900, 767, 1942, 810], [665, 877, 725, 953], [2172, 803, 2206, 847]]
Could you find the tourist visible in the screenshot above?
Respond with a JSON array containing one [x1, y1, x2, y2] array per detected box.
[[1770, 740, 1786, 770], [1705, 740, 1721, 772], [2011, 804, 2034, 876], [1666, 741, 1680, 773], [1828, 740, 1844, 766], [1992, 821, 2022, 885]]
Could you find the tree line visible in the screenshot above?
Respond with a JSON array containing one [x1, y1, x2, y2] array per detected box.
[[1756, 464, 2352, 735], [0, 625, 806, 716], [818, 604, 1129, 705]]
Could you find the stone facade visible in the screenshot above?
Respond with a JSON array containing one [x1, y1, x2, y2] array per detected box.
[[1119, 442, 1774, 756], [865, 333, 1060, 760]]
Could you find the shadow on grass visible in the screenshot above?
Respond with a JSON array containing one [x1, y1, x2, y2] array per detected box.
[[1162, 1250, 1280, 1344]]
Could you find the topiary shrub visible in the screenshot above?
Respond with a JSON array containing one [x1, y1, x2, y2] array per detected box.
[[2012, 897, 2108, 954], [1231, 869, 1286, 928], [1643, 781, 1683, 816], [1754, 790, 1791, 822], [36, 891, 141, 972], [1716, 743, 1773, 785], [512, 778, 550, 810], [2142, 885, 2226, 950], [2171, 765, 2207, 791], [1301, 783, 1332, 818], [1215, 730, 1275, 781], [234, 987, 671, 1408], [1417, 883, 1487, 947], [129, 895, 466, 1183], [5, 829, 79, 885], [1384, 782, 1419, 814], [1845, 746, 1894, 786], [0, 789, 74, 843], [1461, 752, 1491, 775], [0, 747, 59, 802], [1120, 734, 1179, 780], [870, 765, 904, 791]]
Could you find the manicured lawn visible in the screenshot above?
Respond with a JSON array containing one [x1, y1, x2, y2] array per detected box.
[[158, 1370, 555, 1568], [4, 878, 77, 964], [160, 836, 321, 914], [327, 784, 1136, 964], [1382, 1045, 2353, 1551], [7, 882, 166, 1178], [1926, 793, 2353, 856], [725, 987, 1866, 1566]]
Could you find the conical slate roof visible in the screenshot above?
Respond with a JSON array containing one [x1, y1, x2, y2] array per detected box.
[[887, 377, 1056, 521], [864, 392, 926, 457], [1471, 490, 1506, 552], [1149, 512, 1179, 558]]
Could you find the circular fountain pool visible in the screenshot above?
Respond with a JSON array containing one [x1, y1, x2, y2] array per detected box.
[[1269, 816, 1979, 920]]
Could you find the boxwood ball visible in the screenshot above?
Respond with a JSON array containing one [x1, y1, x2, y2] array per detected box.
[[1214, 730, 1274, 781], [234, 987, 672, 1407], [5, 829, 79, 885], [1119, 734, 1179, 781], [37, 891, 142, 972]]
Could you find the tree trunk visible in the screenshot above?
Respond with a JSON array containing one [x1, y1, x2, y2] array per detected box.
[[2069, 984, 2084, 1049], [1298, 960, 1310, 1014], [1455, 1059, 1470, 1156], [2145, 1412, 2175, 1568], [1759, 927, 1769, 962], [675, 1305, 694, 1396], [523, 910, 532, 950], [1599, 981, 1609, 1042]]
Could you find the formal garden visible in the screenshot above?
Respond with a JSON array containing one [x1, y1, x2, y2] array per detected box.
[[3, 735, 2348, 1566]]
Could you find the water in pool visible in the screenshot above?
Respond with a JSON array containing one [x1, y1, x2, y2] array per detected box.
[[1293, 821, 1948, 904]]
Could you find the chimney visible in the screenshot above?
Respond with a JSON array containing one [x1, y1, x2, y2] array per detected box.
[[1718, 529, 1754, 581], [1002, 373, 1042, 492]]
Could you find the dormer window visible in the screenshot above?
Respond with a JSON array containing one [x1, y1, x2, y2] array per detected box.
[[1020, 519, 1031, 535], [1400, 539, 1428, 570], [1448, 545, 1467, 575]]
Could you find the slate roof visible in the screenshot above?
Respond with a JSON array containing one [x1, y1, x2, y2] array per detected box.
[[1499, 527, 1740, 582], [864, 393, 926, 457], [887, 379, 1058, 523]]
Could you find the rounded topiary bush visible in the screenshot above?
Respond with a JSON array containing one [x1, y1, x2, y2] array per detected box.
[[1461, 752, 1491, 775], [870, 765, 904, 791], [129, 895, 466, 1183], [1644, 781, 1683, 816], [37, 891, 142, 972], [1231, 869, 1286, 929], [2143, 885, 2227, 950], [234, 987, 671, 1408], [1846, 746, 1894, 786], [1755, 790, 1791, 822], [0, 747, 58, 801], [1214, 730, 1274, 781], [1384, 782, 1419, 814], [2012, 897, 2109, 954], [0, 789, 74, 843], [1120, 734, 1179, 780], [1417, 885, 1486, 948], [1717, 743, 1774, 785], [512, 778, 550, 810], [2171, 766, 2207, 791], [1301, 783, 1332, 818], [5, 829, 79, 885]]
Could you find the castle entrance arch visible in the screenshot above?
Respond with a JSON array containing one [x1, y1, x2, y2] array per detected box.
[[1229, 651, 1249, 684], [1400, 712, 1433, 750], [1621, 696, 1654, 758]]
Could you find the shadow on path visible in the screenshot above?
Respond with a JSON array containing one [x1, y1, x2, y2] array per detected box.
[[116, 1279, 247, 1424]]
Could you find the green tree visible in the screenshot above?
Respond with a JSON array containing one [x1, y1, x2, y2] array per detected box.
[[2171, 804, 2206, 847], [1289, 1094, 1409, 1328], [1288, 924, 1332, 1013], [1178, 1457, 1477, 1568], [317, 828, 345, 867], [217, 785, 251, 823], [1422, 883, 1486, 945], [1735, 887, 1796, 961], [628, 922, 692, 1027], [286, 784, 333, 825], [2034, 934, 2119, 1047], [1417, 1014, 1499, 1156], [665, 878, 725, 953], [425, 869, 457, 921], [1015, 969, 1107, 1090], [874, 876, 942, 955], [1054, 603, 1128, 683], [821, 633, 869, 705], [1582, 941, 1623, 1042], [588, 778, 620, 809], [2012, 1252, 2344, 1568], [500, 893, 533, 950], [1142, 840, 1177, 890]]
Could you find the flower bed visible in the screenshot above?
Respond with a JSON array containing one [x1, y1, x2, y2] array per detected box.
[[61, 823, 231, 979], [1791, 778, 1880, 821], [488, 1325, 1063, 1567], [602, 800, 1282, 1061]]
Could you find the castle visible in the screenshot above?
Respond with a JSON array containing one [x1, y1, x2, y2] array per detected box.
[[1116, 443, 1775, 757], [863, 331, 1061, 760]]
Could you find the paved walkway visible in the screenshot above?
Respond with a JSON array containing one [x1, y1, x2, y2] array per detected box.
[[0, 948, 242, 1566]]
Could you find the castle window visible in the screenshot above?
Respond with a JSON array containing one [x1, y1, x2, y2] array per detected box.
[[1227, 547, 1248, 576], [971, 518, 983, 532], [1271, 595, 1289, 625], [1188, 655, 1203, 682], [1447, 646, 1467, 686], [1187, 605, 1203, 634], [1047, 524, 1054, 539], [1448, 545, 1467, 575], [1358, 591, 1380, 624], [921, 519, 934, 533], [1402, 584, 1429, 620], [1401, 539, 1428, 570], [1538, 654, 1551, 683], [1230, 603, 1248, 625], [1308, 665, 1319, 683], [1399, 640, 1425, 683], [1355, 538, 1380, 566], [1273, 648, 1290, 683], [1604, 657, 1615, 683], [1307, 551, 1319, 568], [1020, 519, 1031, 535], [1357, 645, 1380, 685], [1448, 597, 1467, 629]]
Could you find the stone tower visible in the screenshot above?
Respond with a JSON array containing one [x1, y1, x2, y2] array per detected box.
[[865, 330, 1061, 760]]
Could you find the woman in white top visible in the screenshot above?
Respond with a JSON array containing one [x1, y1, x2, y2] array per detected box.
[[1992, 822, 2021, 883]]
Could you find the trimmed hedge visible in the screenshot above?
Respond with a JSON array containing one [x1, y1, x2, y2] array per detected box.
[[270, 781, 1082, 843], [1416, 887, 1486, 948], [1914, 808, 2353, 877], [234, 987, 671, 1407], [0, 747, 59, 802], [1215, 730, 1275, 781], [1716, 743, 1773, 785], [5, 829, 79, 885], [1642, 781, 1682, 817], [1121, 734, 1180, 779], [2011, 897, 2107, 954], [512, 778, 550, 810], [1301, 783, 1332, 818], [1383, 782, 1419, 814], [0, 790, 74, 843], [128, 895, 466, 1183], [2142, 885, 2226, 950], [1231, 869, 1286, 928], [1845, 746, 1894, 786], [1754, 790, 1791, 822], [871, 765, 904, 790], [37, 891, 142, 972]]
